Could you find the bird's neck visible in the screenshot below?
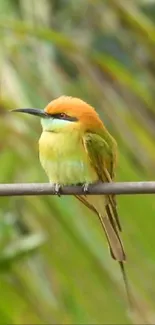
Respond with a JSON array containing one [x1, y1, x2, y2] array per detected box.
[[39, 128, 82, 157]]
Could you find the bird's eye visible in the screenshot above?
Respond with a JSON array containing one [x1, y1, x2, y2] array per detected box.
[[53, 112, 78, 122], [60, 113, 67, 119]]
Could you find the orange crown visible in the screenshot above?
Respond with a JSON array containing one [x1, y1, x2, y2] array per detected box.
[[45, 96, 104, 131]]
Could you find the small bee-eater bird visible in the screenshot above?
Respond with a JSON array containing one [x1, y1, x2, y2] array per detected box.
[[12, 96, 131, 306]]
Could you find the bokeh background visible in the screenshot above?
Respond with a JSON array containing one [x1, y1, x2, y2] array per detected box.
[[1, 0, 155, 324]]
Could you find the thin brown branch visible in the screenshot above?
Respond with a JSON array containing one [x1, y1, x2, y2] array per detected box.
[[0, 182, 155, 196]]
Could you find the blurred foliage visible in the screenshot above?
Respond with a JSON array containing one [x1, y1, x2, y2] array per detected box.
[[1, 0, 155, 323]]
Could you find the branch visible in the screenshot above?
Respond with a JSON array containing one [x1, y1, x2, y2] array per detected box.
[[0, 182, 155, 196]]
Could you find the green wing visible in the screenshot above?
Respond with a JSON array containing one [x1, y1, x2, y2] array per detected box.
[[83, 132, 121, 232], [81, 132, 132, 304], [81, 131, 125, 262], [83, 132, 116, 181]]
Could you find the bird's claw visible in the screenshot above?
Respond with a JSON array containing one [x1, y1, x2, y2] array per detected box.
[[82, 183, 90, 194], [54, 183, 62, 197]]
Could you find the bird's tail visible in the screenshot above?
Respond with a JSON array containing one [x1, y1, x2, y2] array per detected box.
[[98, 213, 125, 261], [97, 212, 132, 309], [76, 194, 132, 308]]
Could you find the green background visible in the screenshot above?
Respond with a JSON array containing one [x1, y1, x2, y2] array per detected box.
[[0, 0, 155, 323]]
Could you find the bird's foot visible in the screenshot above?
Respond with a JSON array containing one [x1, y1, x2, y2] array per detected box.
[[82, 182, 90, 194], [54, 183, 62, 197]]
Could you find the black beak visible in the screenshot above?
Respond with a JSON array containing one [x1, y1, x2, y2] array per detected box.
[[11, 108, 48, 118]]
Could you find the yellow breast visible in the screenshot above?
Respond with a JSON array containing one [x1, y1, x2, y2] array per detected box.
[[39, 131, 98, 185]]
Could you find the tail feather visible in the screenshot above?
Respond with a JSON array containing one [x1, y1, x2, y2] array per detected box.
[[97, 213, 132, 308], [119, 261, 133, 309], [76, 194, 132, 308], [108, 199, 122, 231], [98, 213, 125, 261]]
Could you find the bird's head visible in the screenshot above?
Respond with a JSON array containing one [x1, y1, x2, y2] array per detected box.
[[12, 96, 104, 133]]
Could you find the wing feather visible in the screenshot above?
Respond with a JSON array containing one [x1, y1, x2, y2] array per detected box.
[[83, 133, 122, 231], [79, 132, 131, 306], [82, 132, 125, 261]]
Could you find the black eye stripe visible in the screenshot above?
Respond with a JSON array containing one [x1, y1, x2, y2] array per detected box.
[[48, 113, 78, 122]]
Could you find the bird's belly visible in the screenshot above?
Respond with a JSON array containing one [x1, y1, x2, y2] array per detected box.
[[39, 132, 98, 185], [42, 159, 97, 184]]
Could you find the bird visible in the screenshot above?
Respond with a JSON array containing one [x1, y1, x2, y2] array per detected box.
[[12, 96, 131, 306]]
